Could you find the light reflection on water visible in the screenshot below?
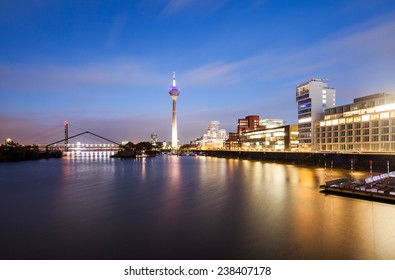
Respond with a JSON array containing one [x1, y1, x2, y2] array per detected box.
[[1, 154, 395, 259]]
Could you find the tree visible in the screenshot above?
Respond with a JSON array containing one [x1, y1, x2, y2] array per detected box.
[[136, 142, 153, 151]]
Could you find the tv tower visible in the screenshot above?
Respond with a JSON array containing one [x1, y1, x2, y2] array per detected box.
[[169, 72, 180, 150]]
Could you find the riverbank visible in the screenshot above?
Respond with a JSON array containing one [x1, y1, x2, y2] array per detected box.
[[0, 145, 62, 162], [200, 150, 395, 172]]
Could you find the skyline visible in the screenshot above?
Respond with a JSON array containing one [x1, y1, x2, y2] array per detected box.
[[1, 0, 395, 144]]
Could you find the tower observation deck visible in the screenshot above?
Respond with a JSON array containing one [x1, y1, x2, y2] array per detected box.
[[169, 72, 180, 150]]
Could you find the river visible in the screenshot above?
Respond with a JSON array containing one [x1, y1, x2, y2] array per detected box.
[[1, 152, 394, 259]]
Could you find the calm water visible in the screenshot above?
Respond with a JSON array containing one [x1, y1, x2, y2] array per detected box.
[[1, 153, 395, 260]]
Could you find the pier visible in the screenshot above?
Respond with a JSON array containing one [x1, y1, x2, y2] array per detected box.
[[200, 150, 395, 173]]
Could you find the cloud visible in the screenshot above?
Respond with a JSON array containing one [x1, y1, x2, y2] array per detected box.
[[105, 12, 129, 49], [160, 0, 229, 17], [0, 59, 164, 91]]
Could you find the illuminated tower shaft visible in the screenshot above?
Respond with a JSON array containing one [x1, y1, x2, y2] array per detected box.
[[168, 72, 180, 149], [171, 96, 178, 149]]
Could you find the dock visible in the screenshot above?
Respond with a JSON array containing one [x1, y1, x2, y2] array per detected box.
[[320, 175, 395, 203]]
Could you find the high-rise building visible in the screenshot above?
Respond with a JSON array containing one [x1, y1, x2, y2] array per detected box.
[[169, 72, 180, 150], [296, 79, 336, 151]]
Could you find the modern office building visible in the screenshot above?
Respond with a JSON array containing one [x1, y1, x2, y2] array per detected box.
[[314, 93, 395, 152], [240, 125, 299, 151], [296, 79, 336, 151], [169, 72, 180, 150], [226, 115, 296, 151]]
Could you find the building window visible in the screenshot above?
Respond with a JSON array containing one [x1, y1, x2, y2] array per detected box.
[[381, 120, 389, 126], [380, 112, 389, 119], [381, 127, 389, 134], [381, 135, 390, 141]]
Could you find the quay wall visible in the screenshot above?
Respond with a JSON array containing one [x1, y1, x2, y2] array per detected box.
[[201, 150, 395, 172]]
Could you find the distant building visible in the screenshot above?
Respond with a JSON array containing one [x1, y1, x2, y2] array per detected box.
[[196, 121, 227, 149], [296, 79, 336, 151], [240, 125, 299, 151], [225, 132, 240, 150], [314, 93, 395, 152], [226, 115, 293, 150], [238, 115, 263, 135], [150, 133, 158, 147], [259, 118, 285, 128]]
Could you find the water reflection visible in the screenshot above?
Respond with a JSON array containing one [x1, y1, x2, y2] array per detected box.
[[1, 155, 395, 259]]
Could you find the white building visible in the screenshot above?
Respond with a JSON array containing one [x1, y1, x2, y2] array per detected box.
[[197, 121, 227, 149], [259, 118, 285, 128], [296, 79, 336, 151]]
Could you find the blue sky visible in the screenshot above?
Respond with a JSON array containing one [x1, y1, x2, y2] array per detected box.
[[1, 0, 395, 144]]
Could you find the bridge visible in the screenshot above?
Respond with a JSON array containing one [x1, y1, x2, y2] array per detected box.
[[42, 122, 122, 154]]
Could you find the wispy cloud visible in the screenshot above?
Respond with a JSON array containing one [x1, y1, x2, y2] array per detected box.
[[0, 59, 164, 91], [160, 0, 228, 17], [182, 12, 395, 90], [105, 12, 129, 49]]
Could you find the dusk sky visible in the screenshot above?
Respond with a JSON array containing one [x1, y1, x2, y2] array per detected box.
[[1, 0, 395, 145]]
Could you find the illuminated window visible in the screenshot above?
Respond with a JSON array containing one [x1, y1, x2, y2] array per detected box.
[[298, 117, 311, 123], [380, 112, 389, 119], [362, 115, 370, 122]]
